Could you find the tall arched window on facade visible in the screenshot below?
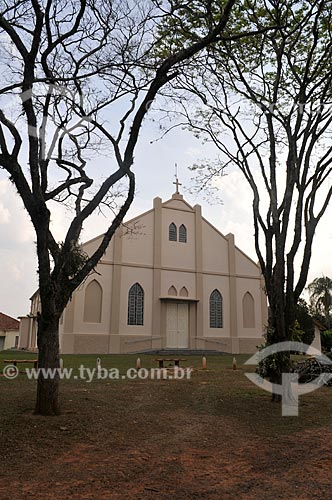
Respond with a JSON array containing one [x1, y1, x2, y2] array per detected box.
[[169, 222, 177, 241], [243, 292, 255, 328], [210, 289, 223, 328], [128, 283, 144, 325], [179, 224, 187, 243], [83, 280, 103, 323]]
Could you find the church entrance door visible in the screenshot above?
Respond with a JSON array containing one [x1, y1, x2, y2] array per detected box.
[[166, 302, 189, 348]]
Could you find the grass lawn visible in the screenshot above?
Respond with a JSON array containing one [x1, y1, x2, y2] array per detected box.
[[0, 351, 331, 499]]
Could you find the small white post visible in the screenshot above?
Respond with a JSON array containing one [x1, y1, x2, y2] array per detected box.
[[202, 355, 207, 370], [232, 357, 237, 370], [136, 357, 141, 369], [59, 358, 64, 373], [97, 357, 102, 374]]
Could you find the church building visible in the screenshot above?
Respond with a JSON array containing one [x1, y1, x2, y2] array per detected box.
[[19, 184, 268, 354]]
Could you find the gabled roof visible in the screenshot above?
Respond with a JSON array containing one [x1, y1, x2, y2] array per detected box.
[[0, 312, 20, 330], [81, 191, 260, 271], [162, 193, 195, 212]]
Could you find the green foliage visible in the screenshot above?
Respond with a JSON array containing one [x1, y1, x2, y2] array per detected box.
[[256, 326, 290, 381], [295, 299, 315, 347], [289, 320, 303, 343], [321, 330, 332, 353], [219, 0, 332, 102], [307, 276, 332, 329], [58, 242, 89, 278], [155, 0, 230, 57]]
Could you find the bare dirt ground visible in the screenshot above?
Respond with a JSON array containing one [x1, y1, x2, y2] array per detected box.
[[1, 357, 331, 500]]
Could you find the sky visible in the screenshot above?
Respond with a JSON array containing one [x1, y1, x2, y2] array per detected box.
[[1, 118, 332, 320]]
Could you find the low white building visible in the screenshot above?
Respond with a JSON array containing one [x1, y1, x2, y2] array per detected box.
[[0, 312, 20, 351], [20, 188, 269, 354]]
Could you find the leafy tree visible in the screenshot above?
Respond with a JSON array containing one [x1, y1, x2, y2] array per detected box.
[[166, 0, 332, 393], [294, 299, 315, 347], [0, 0, 237, 415], [307, 276, 332, 329]]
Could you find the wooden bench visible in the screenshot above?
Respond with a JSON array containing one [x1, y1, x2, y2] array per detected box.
[[155, 358, 187, 369], [3, 359, 38, 370]]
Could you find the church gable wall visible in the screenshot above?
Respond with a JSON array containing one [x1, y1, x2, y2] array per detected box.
[[201, 221, 229, 274], [66, 262, 112, 336], [235, 247, 260, 276], [161, 207, 196, 270], [121, 211, 154, 266], [163, 198, 193, 211], [83, 235, 114, 261]]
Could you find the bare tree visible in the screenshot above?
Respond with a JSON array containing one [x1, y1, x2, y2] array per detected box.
[[168, 0, 332, 386], [0, 0, 237, 415]]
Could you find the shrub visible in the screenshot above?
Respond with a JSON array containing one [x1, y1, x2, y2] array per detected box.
[[321, 330, 332, 352]]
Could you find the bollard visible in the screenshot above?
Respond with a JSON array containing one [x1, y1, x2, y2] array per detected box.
[[232, 357, 237, 370], [136, 357, 141, 369], [59, 358, 64, 373], [202, 355, 207, 370]]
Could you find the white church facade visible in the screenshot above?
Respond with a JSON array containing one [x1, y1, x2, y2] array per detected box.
[[19, 188, 268, 354]]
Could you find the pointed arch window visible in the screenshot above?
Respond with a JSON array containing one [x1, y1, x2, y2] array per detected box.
[[179, 224, 187, 243], [84, 280, 103, 323], [210, 289, 223, 328], [169, 222, 177, 241], [128, 283, 144, 325], [243, 292, 255, 328], [168, 285, 177, 296]]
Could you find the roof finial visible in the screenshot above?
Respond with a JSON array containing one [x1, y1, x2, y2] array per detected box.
[[173, 163, 182, 194]]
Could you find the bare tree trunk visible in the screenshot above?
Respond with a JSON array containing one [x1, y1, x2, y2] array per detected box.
[[267, 277, 291, 403], [35, 313, 61, 416]]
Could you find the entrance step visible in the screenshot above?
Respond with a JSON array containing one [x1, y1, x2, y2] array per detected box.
[[131, 348, 226, 356]]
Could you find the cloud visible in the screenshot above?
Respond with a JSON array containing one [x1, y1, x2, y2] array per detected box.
[[201, 170, 257, 258], [0, 178, 37, 317], [0, 203, 10, 224], [0, 179, 36, 245], [185, 146, 205, 159]]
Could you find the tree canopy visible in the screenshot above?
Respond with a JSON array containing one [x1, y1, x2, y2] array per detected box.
[[168, 0, 332, 344]]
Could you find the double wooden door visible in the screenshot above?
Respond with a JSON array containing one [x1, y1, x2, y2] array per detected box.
[[166, 302, 189, 348]]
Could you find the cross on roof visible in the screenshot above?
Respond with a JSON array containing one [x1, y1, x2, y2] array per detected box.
[[173, 176, 182, 194], [173, 163, 182, 194]]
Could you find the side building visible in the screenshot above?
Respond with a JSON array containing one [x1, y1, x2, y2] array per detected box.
[[0, 312, 20, 350]]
